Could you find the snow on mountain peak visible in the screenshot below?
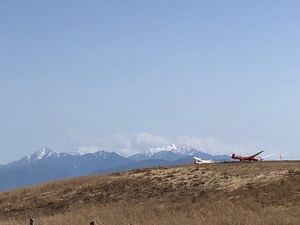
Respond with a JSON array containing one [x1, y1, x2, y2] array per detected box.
[[29, 148, 57, 161], [145, 144, 198, 157], [165, 144, 177, 150], [19, 148, 115, 164]]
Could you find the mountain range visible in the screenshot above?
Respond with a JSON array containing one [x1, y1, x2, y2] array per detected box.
[[0, 144, 231, 191]]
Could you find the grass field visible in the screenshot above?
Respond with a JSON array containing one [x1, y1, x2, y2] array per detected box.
[[0, 161, 299, 225]]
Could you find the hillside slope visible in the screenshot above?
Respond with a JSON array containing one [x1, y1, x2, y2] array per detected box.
[[0, 161, 299, 225]]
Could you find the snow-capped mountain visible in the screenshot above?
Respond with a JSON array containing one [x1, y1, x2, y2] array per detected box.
[[145, 144, 199, 157], [30, 148, 56, 160], [0, 148, 132, 191], [21, 148, 61, 163], [18, 148, 115, 164]]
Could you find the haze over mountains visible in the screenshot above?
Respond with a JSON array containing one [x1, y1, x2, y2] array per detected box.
[[0, 144, 231, 191]]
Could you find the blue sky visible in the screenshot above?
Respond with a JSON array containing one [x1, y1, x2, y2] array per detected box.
[[1, 1, 300, 163]]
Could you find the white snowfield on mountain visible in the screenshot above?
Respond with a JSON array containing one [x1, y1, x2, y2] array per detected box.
[[145, 144, 200, 157], [22, 148, 113, 163], [22, 148, 59, 162], [20, 144, 225, 164]]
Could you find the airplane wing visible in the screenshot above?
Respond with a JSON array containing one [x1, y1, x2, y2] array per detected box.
[[262, 153, 275, 159], [249, 150, 264, 158], [193, 157, 202, 161]]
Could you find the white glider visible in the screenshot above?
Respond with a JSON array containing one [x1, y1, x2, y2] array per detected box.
[[193, 156, 215, 164]]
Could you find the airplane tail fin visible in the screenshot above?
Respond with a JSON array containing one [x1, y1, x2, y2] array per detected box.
[[231, 153, 236, 159], [193, 157, 198, 164]]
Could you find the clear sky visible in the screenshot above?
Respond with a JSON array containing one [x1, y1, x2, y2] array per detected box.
[[1, 1, 300, 163]]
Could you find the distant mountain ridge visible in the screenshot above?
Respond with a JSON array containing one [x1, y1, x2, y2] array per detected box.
[[0, 145, 231, 191], [129, 144, 230, 161], [0, 148, 132, 191]]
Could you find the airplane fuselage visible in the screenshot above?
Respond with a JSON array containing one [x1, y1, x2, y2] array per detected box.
[[193, 157, 214, 164], [231, 152, 263, 161]]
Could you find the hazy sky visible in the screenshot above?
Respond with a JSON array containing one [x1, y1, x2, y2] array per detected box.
[[1, 1, 300, 163]]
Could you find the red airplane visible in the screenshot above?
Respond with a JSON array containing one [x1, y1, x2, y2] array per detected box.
[[231, 150, 264, 161]]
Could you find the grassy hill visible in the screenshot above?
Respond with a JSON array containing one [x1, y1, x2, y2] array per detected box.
[[0, 161, 299, 225]]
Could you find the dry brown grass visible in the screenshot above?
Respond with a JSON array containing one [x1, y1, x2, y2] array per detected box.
[[0, 161, 299, 225], [1, 201, 299, 225]]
